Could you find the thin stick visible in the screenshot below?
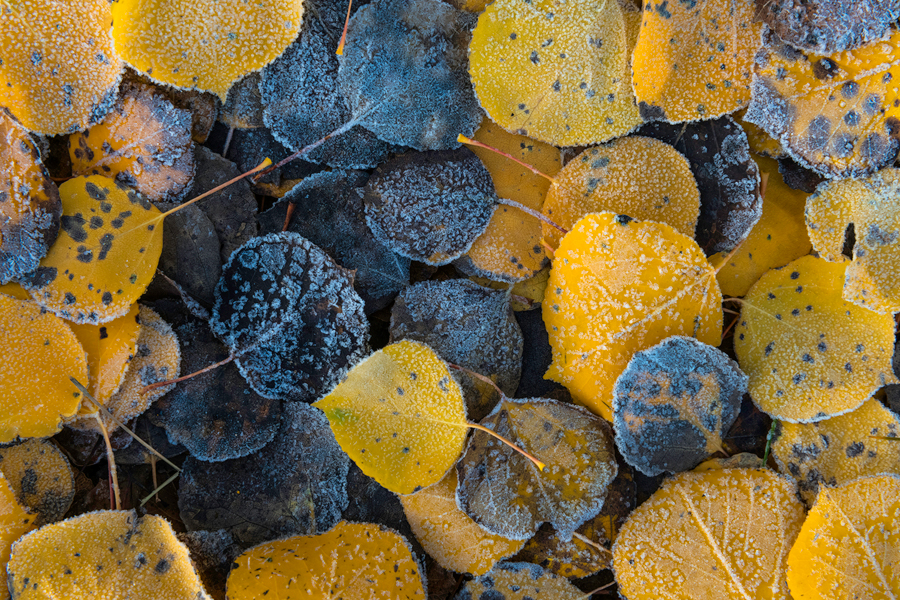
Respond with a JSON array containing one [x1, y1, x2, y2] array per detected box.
[[721, 314, 740, 341], [457, 135, 555, 182], [572, 532, 612, 555], [141, 354, 234, 394], [722, 307, 739, 315], [159, 160, 270, 221], [282, 201, 297, 232], [581, 580, 616, 598], [722, 297, 745, 304], [150, 452, 159, 503], [336, 0, 353, 55], [222, 126, 235, 157], [541, 240, 556, 258], [93, 414, 121, 510], [498, 198, 568, 233], [140, 472, 180, 508]]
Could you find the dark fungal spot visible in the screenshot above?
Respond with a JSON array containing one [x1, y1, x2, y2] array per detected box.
[[64, 292, 76, 305], [529, 50, 539, 64], [844, 111, 860, 126], [509, 32, 517, 40], [655, 0, 672, 18], [764, 342, 774, 356], [818, 342, 827, 352], [802, 353, 813, 363], [76, 245, 93, 263], [101, 292, 112, 305], [60, 214, 89, 243], [99, 326, 108, 340], [84, 181, 109, 201], [154, 559, 171, 574], [790, 271, 800, 280], [812, 58, 838, 79], [841, 81, 859, 99], [846, 442, 864, 458], [845, 363, 853, 373], [98, 233, 114, 260]]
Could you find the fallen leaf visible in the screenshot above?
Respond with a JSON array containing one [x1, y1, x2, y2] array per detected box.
[[456, 562, 583, 600], [0, 438, 72, 527]]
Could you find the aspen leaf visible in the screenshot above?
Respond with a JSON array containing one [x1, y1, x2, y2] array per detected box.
[[68, 81, 195, 203], [735, 107, 785, 158], [631, 0, 762, 123], [226, 522, 425, 599], [786, 474, 900, 600], [0, 438, 73, 527], [541, 137, 700, 249], [313, 340, 470, 495], [23, 175, 163, 324], [0, 111, 61, 283], [613, 467, 806, 600], [111, 0, 304, 101], [806, 167, 900, 314], [7, 510, 210, 600], [0, 0, 121, 136], [543, 212, 723, 421], [219, 74, 264, 130], [734, 255, 898, 423], [456, 562, 583, 600], [745, 28, 900, 178], [0, 294, 87, 443], [456, 397, 617, 540], [400, 468, 525, 576], [713, 155, 811, 298], [613, 336, 747, 476], [773, 398, 900, 505], [0, 473, 34, 600], [468, 0, 637, 146]]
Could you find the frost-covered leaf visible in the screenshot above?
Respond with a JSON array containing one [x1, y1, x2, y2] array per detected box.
[[338, 0, 482, 150], [773, 398, 900, 505], [210, 231, 369, 402], [0, 473, 34, 600], [735, 107, 786, 158], [226, 522, 425, 600], [7, 510, 210, 600], [400, 468, 525, 576], [0, 294, 86, 443], [363, 149, 498, 266], [456, 397, 617, 540], [745, 28, 900, 178], [755, 0, 900, 53], [221, 124, 319, 198], [734, 255, 898, 422], [313, 340, 469, 495], [0, 439, 72, 527], [154, 201, 221, 306], [390, 279, 523, 421], [613, 336, 747, 476], [638, 115, 762, 254], [23, 175, 164, 324], [178, 403, 348, 547], [612, 467, 805, 600], [219, 73, 264, 130], [712, 155, 811, 298], [543, 212, 723, 422], [258, 170, 410, 314], [541, 137, 700, 249], [111, 0, 304, 101], [0, 111, 61, 284], [0, 0, 121, 136], [457, 118, 562, 283], [453, 562, 582, 600], [806, 167, 900, 314], [469, 0, 639, 146], [787, 474, 900, 599], [631, 0, 762, 123]]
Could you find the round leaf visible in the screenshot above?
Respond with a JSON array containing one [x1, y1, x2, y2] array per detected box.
[[0, 438, 74, 527]]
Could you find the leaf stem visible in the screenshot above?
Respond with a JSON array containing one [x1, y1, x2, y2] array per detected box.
[[93, 413, 121, 510], [253, 118, 361, 181], [457, 135, 555, 182], [336, 0, 353, 55], [159, 159, 271, 221], [498, 198, 568, 234], [141, 354, 234, 394], [466, 422, 546, 471], [572, 532, 612, 555], [140, 471, 180, 508]]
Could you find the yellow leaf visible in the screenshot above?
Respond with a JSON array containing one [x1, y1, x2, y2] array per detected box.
[[111, 0, 305, 101], [542, 137, 700, 249], [0, 294, 87, 443], [0, 0, 122, 135], [0, 438, 73, 526], [787, 474, 900, 599], [735, 107, 785, 158], [543, 212, 723, 421], [226, 522, 426, 600], [0, 474, 34, 600], [613, 467, 806, 600], [806, 167, 900, 314], [313, 340, 469, 495], [631, 0, 762, 123], [734, 255, 898, 423], [458, 562, 583, 600]]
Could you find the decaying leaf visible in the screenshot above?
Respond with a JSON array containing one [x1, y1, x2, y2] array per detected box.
[[0, 473, 34, 600], [0, 439, 71, 527], [7, 510, 210, 600], [178, 403, 348, 547], [786, 474, 900, 599], [734, 255, 898, 422], [400, 468, 525, 576], [23, 175, 164, 324], [613, 467, 805, 600], [0, 0, 121, 136], [806, 167, 900, 314], [735, 107, 786, 157], [745, 28, 900, 178], [390, 279, 523, 421], [69, 81, 195, 203], [226, 522, 426, 599], [154, 201, 221, 306], [613, 336, 747, 476], [773, 398, 900, 505], [364, 149, 497, 265], [454, 562, 583, 600], [0, 111, 61, 283], [631, 0, 762, 123], [219, 74, 264, 130], [338, 0, 481, 150], [314, 340, 469, 495], [456, 397, 617, 540], [469, 0, 639, 146], [210, 231, 368, 402], [0, 294, 87, 443], [543, 212, 723, 421], [111, 0, 305, 101], [542, 137, 700, 249]]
